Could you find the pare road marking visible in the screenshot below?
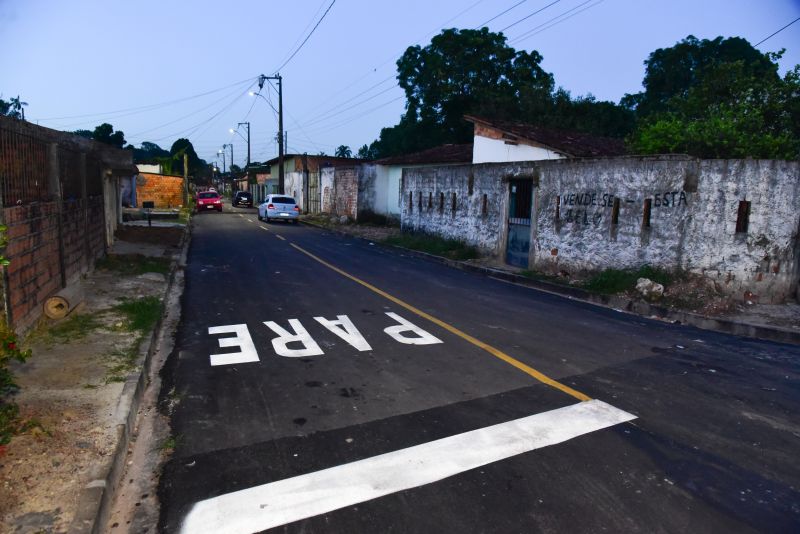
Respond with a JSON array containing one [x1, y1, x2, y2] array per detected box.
[[207, 312, 442, 366], [181, 399, 636, 534]]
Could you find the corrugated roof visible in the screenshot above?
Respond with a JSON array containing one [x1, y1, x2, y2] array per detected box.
[[374, 143, 473, 165], [465, 115, 627, 158]]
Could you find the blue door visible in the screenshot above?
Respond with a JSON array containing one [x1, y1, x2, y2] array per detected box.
[[505, 179, 533, 267]]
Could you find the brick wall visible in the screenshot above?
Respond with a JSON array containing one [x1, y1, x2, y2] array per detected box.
[[1, 116, 132, 331], [136, 173, 184, 208]]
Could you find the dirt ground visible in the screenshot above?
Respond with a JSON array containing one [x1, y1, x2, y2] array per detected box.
[[0, 226, 179, 533]]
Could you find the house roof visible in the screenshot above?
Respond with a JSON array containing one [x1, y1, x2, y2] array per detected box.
[[374, 143, 474, 166], [464, 115, 627, 158], [264, 154, 362, 166]]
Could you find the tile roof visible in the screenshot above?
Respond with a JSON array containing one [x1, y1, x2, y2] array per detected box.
[[374, 143, 474, 165], [465, 115, 627, 158]]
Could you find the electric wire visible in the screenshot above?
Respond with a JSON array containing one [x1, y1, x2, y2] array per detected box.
[[473, 0, 529, 28], [499, 0, 561, 33], [755, 16, 800, 46], [273, 0, 337, 73], [510, 0, 601, 44]]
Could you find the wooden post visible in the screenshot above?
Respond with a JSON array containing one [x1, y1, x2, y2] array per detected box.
[[183, 153, 189, 207]]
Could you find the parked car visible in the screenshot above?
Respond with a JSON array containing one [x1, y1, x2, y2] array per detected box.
[[196, 191, 222, 212], [233, 191, 253, 208], [258, 195, 300, 223]]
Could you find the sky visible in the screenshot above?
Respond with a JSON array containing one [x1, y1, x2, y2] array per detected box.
[[1, 0, 798, 168]]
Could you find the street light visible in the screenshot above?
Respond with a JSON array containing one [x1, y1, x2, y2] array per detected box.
[[230, 122, 250, 167]]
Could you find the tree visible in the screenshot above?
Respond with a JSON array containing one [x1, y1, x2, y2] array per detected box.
[[365, 27, 632, 159], [0, 95, 27, 120], [335, 145, 352, 158], [393, 28, 555, 152], [130, 141, 170, 163], [622, 35, 780, 117], [357, 144, 377, 159], [91, 123, 126, 148], [627, 36, 800, 159]]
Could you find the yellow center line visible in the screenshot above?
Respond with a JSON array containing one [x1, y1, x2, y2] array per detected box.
[[289, 243, 591, 402], [276, 235, 286, 241]]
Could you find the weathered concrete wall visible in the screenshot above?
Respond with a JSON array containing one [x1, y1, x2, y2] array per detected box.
[[400, 164, 510, 255], [357, 164, 377, 219], [284, 171, 305, 210], [320, 167, 334, 213], [401, 156, 800, 303], [136, 173, 183, 208]]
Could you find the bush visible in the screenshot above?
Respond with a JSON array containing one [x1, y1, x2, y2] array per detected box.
[[0, 321, 31, 444], [583, 266, 674, 295]]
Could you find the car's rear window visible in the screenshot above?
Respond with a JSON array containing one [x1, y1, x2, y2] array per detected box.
[[271, 197, 295, 204], [238, 192, 252, 198], [198, 192, 219, 199]]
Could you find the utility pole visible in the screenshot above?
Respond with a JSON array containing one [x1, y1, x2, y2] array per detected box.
[[238, 122, 251, 168], [259, 73, 284, 194]]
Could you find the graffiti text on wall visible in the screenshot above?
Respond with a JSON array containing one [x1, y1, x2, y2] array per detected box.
[[560, 191, 688, 226]]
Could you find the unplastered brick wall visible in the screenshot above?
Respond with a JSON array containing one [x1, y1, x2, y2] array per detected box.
[[401, 157, 800, 303], [136, 173, 184, 208], [319, 166, 359, 220]]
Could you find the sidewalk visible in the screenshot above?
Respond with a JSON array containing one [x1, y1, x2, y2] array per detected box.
[[0, 222, 188, 534]]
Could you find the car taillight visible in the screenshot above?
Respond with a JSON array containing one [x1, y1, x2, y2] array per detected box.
[[293, 206, 300, 211], [267, 204, 275, 209]]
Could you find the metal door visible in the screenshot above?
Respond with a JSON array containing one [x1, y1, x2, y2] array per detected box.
[[505, 179, 533, 267]]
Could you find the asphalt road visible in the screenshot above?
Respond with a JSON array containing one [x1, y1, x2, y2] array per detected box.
[[157, 206, 800, 533]]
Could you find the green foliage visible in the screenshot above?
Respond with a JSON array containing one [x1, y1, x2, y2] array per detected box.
[[114, 296, 163, 333], [582, 266, 674, 295], [0, 95, 27, 120], [170, 138, 207, 177], [91, 123, 126, 148], [335, 145, 352, 158], [366, 28, 632, 158], [356, 144, 377, 159], [131, 141, 170, 163], [384, 233, 480, 260], [626, 36, 799, 159], [0, 321, 30, 445]]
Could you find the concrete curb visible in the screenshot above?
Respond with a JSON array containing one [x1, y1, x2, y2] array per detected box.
[[68, 224, 191, 534], [300, 220, 800, 346]]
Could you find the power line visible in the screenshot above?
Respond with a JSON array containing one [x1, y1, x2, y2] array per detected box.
[[755, 16, 800, 46], [274, 0, 337, 73], [499, 0, 561, 33], [277, 0, 330, 67], [35, 77, 255, 123], [510, 0, 600, 44], [474, 0, 529, 28]]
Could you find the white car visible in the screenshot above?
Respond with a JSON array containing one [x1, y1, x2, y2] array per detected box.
[[258, 194, 300, 223]]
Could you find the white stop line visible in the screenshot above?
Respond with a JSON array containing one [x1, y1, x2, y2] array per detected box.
[[181, 399, 636, 534]]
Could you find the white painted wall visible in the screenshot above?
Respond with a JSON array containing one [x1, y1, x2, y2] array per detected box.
[[136, 163, 162, 173], [472, 135, 565, 164], [387, 166, 403, 216]]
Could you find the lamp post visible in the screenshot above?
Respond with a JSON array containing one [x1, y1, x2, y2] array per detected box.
[[257, 73, 284, 194]]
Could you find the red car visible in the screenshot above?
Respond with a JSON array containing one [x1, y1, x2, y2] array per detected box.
[[196, 191, 222, 212]]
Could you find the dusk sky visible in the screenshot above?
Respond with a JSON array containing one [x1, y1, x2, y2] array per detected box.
[[2, 0, 798, 167]]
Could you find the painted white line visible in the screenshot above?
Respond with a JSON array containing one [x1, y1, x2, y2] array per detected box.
[[275, 235, 286, 241], [181, 399, 635, 534], [259, 226, 269, 231]]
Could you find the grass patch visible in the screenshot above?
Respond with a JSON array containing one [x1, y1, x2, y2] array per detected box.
[[384, 233, 480, 261], [28, 312, 103, 346], [582, 265, 675, 295], [159, 434, 182, 451], [114, 296, 163, 333], [96, 254, 171, 276]]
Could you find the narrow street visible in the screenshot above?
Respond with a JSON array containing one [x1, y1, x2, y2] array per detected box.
[[156, 209, 800, 533]]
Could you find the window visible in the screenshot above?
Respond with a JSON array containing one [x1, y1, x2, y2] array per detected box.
[[409, 191, 413, 213], [451, 192, 457, 214], [735, 200, 751, 233], [418, 191, 422, 211], [439, 192, 444, 213], [642, 198, 652, 229], [428, 192, 432, 209], [482, 194, 488, 216]]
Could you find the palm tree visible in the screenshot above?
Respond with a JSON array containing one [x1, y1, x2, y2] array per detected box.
[[335, 145, 352, 158]]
